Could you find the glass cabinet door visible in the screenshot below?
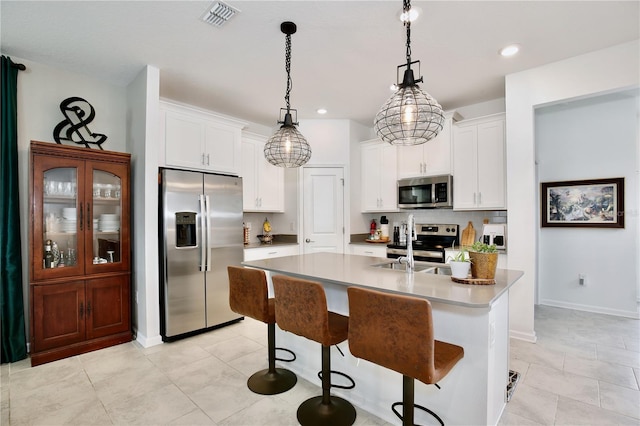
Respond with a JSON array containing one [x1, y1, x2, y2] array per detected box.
[[32, 159, 86, 281], [85, 161, 129, 274], [91, 170, 122, 264]]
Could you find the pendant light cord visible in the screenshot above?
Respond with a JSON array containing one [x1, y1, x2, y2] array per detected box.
[[284, 32, 292, 113], [404, 0, 412, 67]]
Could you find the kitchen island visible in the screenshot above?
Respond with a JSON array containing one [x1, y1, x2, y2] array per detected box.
[[242, 252, 523, 425]]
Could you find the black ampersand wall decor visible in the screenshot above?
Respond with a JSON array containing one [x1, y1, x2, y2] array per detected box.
[[53, 97, 107, 149]]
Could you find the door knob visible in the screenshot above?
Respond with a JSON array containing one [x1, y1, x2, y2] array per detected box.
[[305, 238, 315, 243]]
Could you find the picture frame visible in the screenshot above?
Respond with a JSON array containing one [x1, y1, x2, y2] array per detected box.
[[541, 177, 624, 228]]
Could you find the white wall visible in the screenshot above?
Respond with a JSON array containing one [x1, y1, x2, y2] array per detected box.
[[505, 40, 640, 341], [536, 92, 639, 317], [11, 56, 128, 343], [126, 66, 162, 347]]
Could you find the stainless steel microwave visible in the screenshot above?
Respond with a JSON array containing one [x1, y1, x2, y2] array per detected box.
[[397, 175, 453, 209]]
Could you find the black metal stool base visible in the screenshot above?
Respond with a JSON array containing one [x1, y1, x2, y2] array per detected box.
[[247, 367, 297, 395], [297, 395, 356, 426]]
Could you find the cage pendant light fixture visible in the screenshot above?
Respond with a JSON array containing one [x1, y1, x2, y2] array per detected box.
[[374, 0, 444, 146], [264, 21, 311, 168]]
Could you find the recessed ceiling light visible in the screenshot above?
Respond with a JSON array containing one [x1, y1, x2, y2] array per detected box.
[[499, 44, 520, 57], [316, 108, 327, 115]]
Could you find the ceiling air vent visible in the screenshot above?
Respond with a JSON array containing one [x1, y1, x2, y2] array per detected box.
[[201, 1, 240, 28]]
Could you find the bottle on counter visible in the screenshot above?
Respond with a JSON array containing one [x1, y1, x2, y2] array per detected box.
[[380, 216, 389, 240], [44, 239, 54, 269], [369, 219, 377, 240]]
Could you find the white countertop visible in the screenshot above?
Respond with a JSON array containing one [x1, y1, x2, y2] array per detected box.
[[242, 252, 523, 308]]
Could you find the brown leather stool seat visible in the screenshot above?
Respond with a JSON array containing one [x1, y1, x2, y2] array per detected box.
[[272, 275, 356, 426], [347, 286, 464, 426], [227, 266, 297, 395]]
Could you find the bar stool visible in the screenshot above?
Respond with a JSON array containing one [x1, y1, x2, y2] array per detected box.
[[272, 275, 357, 426], [347, 287, 464, 426], [227, 266, 297, 395]]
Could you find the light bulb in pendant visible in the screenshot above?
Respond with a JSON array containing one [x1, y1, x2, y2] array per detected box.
[[285, 137, 291, 153], [402, 104, 415, 124]]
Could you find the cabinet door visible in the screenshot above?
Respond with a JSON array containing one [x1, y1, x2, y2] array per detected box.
[[32, 282, 86, 352], [423, 118, 452, 176], [378, 143, 398, 210], [397, 144, 424, 179], [361, 143, 383, 211], [165, 110, 206, 170], [476, 120, 506, 209], [32, 155, 86, 281], [204, 122, 241, 175], [241, 137, 284, 212], [85, 161, 131, 274], [452, 126, 479, 209], [85, 275, 130, 340], [241, 139, 259, 210], [257, 156, 284, 212]]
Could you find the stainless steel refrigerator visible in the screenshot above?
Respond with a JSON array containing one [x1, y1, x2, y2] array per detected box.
[[159, 168, 243, 341]]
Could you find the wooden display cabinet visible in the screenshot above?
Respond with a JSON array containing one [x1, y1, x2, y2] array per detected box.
[[29, 141, 132, 366]]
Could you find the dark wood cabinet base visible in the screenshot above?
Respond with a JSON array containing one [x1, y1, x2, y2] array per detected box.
[[30, 331, 133, 367]]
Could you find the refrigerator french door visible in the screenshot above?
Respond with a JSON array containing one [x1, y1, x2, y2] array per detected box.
[[160, 168, 243, 341]]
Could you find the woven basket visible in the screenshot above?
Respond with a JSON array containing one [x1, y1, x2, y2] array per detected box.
[[469, 251, 498, 280]]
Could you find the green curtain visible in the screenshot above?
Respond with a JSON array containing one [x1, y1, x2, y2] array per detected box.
[[1, 55, 27, 363]]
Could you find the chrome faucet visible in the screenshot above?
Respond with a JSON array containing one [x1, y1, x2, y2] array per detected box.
[[398, 214, 416, 272]]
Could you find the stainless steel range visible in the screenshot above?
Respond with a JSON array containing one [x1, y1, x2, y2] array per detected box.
[[387, 223, 459, 263]]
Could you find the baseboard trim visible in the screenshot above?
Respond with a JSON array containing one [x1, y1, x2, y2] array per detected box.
[[509, 329, 537, 343], [135, 331, 163, 348], [539, 299, 640, 319]]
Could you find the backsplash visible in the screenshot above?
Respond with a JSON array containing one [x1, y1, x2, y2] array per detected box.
[[358, 210, 507, 244]]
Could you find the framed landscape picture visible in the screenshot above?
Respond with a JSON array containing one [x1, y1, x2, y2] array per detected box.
[[541, 177, 624, 228]]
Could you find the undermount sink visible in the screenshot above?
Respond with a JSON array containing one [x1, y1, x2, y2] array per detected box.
[[371, 261, 431, 273], [371, 261, 452, 275], [423, 266, 452, 276]]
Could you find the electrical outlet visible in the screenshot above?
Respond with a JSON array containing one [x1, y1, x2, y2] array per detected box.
[[579, 274, 586, 286], [290, 222, 295, 231]]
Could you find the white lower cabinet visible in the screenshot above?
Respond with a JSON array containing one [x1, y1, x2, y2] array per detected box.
[[243, 245, 300, 262], [349, 244, 387, 258], [241, 133, 284, 212], [452, 113, 506, 210]]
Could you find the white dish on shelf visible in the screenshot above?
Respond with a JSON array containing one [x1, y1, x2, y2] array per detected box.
[[99, 214, 119, 220], [62, 207, 76, 219]]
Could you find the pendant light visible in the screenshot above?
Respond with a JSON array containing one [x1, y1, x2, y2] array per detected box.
[[264, 21, 311, 168], [374, 0, 444, 146]]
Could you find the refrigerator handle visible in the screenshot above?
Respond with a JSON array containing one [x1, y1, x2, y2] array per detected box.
[[205, 195, 212, 271], [199, 194, 206, 271]]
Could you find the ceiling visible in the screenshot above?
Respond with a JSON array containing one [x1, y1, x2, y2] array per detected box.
[[2, 1, 639, 128]]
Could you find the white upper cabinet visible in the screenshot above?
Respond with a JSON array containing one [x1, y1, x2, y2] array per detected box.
[[397, 111, 461, 179], [452, 113, 506, 210], [361, 139, 398, 212], [160, 101, 245, 175], [241, 133, 284, 212]]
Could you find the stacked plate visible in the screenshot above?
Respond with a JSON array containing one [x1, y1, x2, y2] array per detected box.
[[99, 214, 120, 232], [60, 208, 77, 233]]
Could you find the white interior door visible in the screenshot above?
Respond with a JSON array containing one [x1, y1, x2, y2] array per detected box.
[[302, 167, 344, 254]]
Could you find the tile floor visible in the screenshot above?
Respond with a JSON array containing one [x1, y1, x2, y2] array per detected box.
[[1, 305, 639, 425]]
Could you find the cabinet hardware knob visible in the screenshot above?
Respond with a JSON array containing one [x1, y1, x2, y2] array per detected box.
[[305, 238, 315, 243]]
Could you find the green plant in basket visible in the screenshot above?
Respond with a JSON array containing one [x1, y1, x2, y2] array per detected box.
[[469, 241, 498, 253]]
